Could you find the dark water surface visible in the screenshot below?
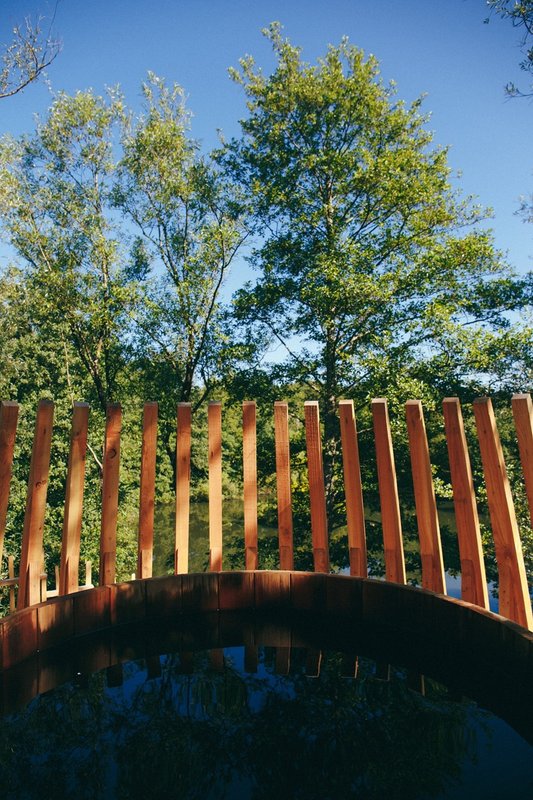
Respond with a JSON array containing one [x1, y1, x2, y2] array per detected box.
[[0, 646, 531, 799]]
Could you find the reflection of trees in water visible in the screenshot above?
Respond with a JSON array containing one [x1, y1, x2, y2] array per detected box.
[[0, 650, 488, 799]]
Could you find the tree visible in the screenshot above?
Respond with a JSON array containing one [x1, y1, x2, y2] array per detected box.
[[485, 1, 533, 223], [222, 24, 531, 510], [0, 89, 132, 412], [1, 12, 60, 99], [115, 75, 248, 406], [485, 0, 533, 97], [114, 75, 248, 471]]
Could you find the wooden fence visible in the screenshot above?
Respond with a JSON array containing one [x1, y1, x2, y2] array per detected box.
[[0, 394, 532, 630]]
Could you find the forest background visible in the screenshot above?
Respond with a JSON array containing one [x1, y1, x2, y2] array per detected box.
[[0, 0, 531, 603]]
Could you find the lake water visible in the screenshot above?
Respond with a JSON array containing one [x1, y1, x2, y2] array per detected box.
[[0, 646, 531, 799]]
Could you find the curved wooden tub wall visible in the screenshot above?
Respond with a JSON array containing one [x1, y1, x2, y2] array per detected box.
[[1, 573, 532, 743], [0, 394, 531, 659]]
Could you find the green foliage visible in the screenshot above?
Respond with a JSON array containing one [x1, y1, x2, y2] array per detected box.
[[221, 24, 532, 533], [486, 0, 533, 97], [0, 31, 530, 604]]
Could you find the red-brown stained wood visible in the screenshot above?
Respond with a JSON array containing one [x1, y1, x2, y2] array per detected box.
[[405, 400, 446, 594], [0, 402, 18, 565], [304, 402, 329, 573], [255, 570, 291, 609], [137, 402, 158, 579], [473, 397, 533, 630], [208, 402, 223, 571], [2, 607, 38, 668], [338, 399, 367, 577], [8, 555, 15, 612], [18, 400, 54, 609], [175, 403, 192, 574], [274, 402, 294, 570], [59, 403, 90, 596], [512, 394, 533, 530], [371, 399, 406, 585], [243, 401, 259, 570], [442, 398, 489, 609], [99, 404, 121, 586]]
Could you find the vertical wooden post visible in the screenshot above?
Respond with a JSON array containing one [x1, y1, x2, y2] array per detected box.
[[243, 401, 258, 570], [18, 399, 54, 609], [8, 554, 15, 612], [137, 402, 158, 580], [59, 402, 90, 596], [208, 402, 223, 572], [473, 397, 532, 629], [338, 399, 367, 577], [304, 401, 329, 573], [175, 403, 192, 574], [371, 399, 406, 584], [99, 404, 121, 586], [274, 402, 294, 570], [405, 400, 446, 594], [442, 398, 489, 608], [0, 401, 19, 565], [512, 394, 533, 530]]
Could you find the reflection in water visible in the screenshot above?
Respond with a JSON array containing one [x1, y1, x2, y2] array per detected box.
[[0, 648, 531, 799]]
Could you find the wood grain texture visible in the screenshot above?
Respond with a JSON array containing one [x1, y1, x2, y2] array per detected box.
[[442, 398, 489, 608], [175, 403, 192, 574], [473, 397, 532, 630], [274, 402, 294, 570], [338, 399, 367, 577], [59, 403, 90, 595], [137, 402, 158, 579], [208, 402, 223, 571], [512, 394, 533, 530], [0, 402, 18, 565], [18, 399, 54, 609], [304, 402, 329, 573], [99, 404, 121, 587], [243, 401, 258, 570], [405, 400, 445, 594], [371, 399, 406, 584]]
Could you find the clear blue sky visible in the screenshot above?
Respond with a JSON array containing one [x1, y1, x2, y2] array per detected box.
[[1, 0, 531, 289]]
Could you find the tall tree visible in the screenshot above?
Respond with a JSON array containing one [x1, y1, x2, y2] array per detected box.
[[223, 24, 531, 506], [115, 75, 248, 406], [0, 89, 132, 412], [114, 75, 248, 471]]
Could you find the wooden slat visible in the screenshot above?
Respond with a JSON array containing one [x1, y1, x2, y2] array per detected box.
[[338, 399, 367, 577], [0, 401, 18, 565], [304, 401, 329, 573], [137, 402, 158, 579], [208, 402, 223, 571], [473, 397, 533, 630], [405, 400, 446, 594], [274, 401, 294, 570], [512, 394, 533, 530], [8, 554, 15, 612], [442, 398, 489, 608], [175, 403, 192, 574], [99, 404, 121, 586], [59, 402, 90, 595], [18, 399, 54, 609], [371, 399, 406, 584], [243, 401, 258, 570]]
